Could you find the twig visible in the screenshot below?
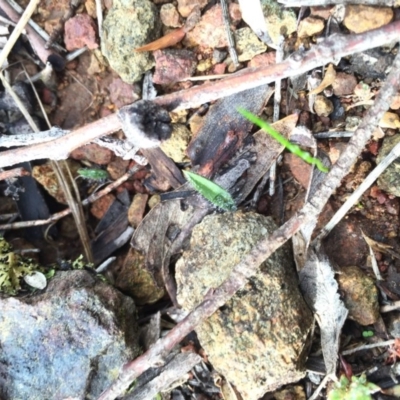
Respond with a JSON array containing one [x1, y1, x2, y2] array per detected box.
[[314, 131, 353, 138], [341, 340, 395, 356], [220, 0, 239, 68], [97, 43, 400, 400], [279, 0, 399, 5], [95, 0, 103, 38], [0, 127, 68, 147], [0, 165, 140, 230], [381, 301, 400, 313], [0, 0, 52, 63], [2, 21, 400, 168], [0, 167, 30, 180]]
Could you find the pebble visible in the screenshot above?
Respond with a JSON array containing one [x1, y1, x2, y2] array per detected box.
[[90, 193, 115, 219], [247, 51, 276, 68], [108, 78, 139, 109], [160, 124, 191, 162], [343, 5, 393, 33], [332, 72, 357, 96], [128, 193, 149, 228], [64, 13, 98, 51], [160, 4, 181, 28], [70, 143, 114, 165], [313, 95, 333, 117], [177, 0, 208, 18], [235, 27, 267, 62], [297, 16, 325, 38]]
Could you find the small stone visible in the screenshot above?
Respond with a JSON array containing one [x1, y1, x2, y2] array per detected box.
[[387, 313, 400, 338], [390, 94, 400, 110], [213, 63, 226, 75], [337, 266, 379, 326], [313, 95, 333, 117], [196, 59, 213, 73], [184, 4, 241, 48], [234, 27, 267, 62], [160, 4, 181, 28], [160, 124, 192, 163], [177, 0, 208, 18], [343, 5, 393, 34], [297, 16, 325, 38], [148, 194, 161, 209], [377, 134, 400, 197], [101, 0, 161, 83], [332, 72, 357, 96], [265, 8, 297, 45], [128, 193, 148, 228], [85, 0, 97, 18], [176, 212, 312, 399], [310, 6, 333, 20], [247, 51, 275, 68], [212, 49, 227, 64], [284, 153, 312, 189], [90, 193, 115, 219], [107, 157, 129, 180], [70, 143, 114, 165], [109, 78, 140, 109], [153, 49, 197, 85], [64, 13, 98, 51]]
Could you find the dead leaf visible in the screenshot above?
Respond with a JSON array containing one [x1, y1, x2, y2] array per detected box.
[[299, 245, 348, 375], [309, 64, 336, 95], [135, 27, 186, 52]]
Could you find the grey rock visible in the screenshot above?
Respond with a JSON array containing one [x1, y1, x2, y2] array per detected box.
[[0, 270, 140, 400], [377, 134, 400, 197], [101, 0, 161, 83], [176, 212, 313, 400]]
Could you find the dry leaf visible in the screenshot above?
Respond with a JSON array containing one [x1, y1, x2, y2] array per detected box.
[[135, 27, 185, 52], [299, 245, 348, 375], [309, 64, 336, 95]]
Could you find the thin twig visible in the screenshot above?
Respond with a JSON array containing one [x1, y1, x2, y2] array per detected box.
[[97, 40, 400, 400], [220, 0, 239, 68], [2, 21, 400, 168], [0, 165, 140, 230], [0, 0, 41, 67], [381, 301, 400, 313], [341, 340, 395, 356], [95, 0, 103, 38], [0, 167, 30, 180]]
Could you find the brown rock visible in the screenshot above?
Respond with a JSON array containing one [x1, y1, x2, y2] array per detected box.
[[153, 49, 197, 85], [177, 0, 208, 17], [332, 72, 358, 96], [128, 193, 148, 228], [64, 13, 98, 51], [337, 266, 379, 326], [160, 3, 181, 28], [109, 78, 140, 109], [107, 157, 129, 180], [90, 193, 115, 219], [343, 5, 393, 34], [284, 153, 312, 189], [314, 95, 333, 117], [310, 6, 333, 20], [184, 4, 241, 48], [70, 143, 114, 165], [297, 16, 325, 38], [160, 123, 191, 162], [176, 212, 312, 399], [247, 51, 276, 68]]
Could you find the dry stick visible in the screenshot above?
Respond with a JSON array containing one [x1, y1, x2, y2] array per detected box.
[[1, 21, 400, 168], [0, 165, 140, 230], [0, 0, 52, 64], [0, 167, 29, 180], [96, 40, 400, 400]]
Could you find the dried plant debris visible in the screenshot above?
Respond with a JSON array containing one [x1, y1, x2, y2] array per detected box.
[[0, 237, 44, 295]]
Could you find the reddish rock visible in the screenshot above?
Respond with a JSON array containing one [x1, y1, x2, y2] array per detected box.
[[284, 153, 312, 189], [332, 72, 358, 96], [107, 157, 129, 180], [247, 51, 276, 68], [184, 4, 241, 48], [70, 143, 113, 165], [297, 16, 325, 38], [160, 3, 181, 28], [153, 49, 197, 85], [213, 63, 226, 75], [108, 78, 139, 108], [64, 13, 98, 51], [90, 193, 115, 219], [177, 0, 208, 17]]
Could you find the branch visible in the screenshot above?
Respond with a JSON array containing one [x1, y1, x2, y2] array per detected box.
[[96, 35, 400, 400], [1, 21, 400, 168]]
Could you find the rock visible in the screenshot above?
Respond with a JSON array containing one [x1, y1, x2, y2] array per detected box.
[[377, 134, 400, 197], [313, 95, 333, 117], [107, 157, 130, 180], [337, 266, 379, 326], [248, 51, 276, 68], [128, 193, 148, 228], [235, 27, 267, 62], [387, 313, 400, 338], [109, 78, 140, 109], [343, 5, 393, 34], [264, 6, 297, 45], [153, 49, 197, 85], [390, 94, 400, 110], [101, 0, 161, 83], [64, 13, 98, 51], [310, 6, 333, 20], [184, 3, 241, 48], [160, 124, 191, 162], [160, 3, 181, 28], [297, 16, 325, 38], [70, 142, 114, 165], [284, 153, 312, 189], [116, 248, 165, 304], [176, 212, 313, 399], [177, 0, 208, 18], [90, 193, 115, 219], [32, 160, 81, 204], [332, 72, 357, 97], [0, 270, 140, 399]]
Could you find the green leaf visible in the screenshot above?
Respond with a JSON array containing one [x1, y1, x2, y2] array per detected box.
[[77, 168, 109, 181], [237, 108, 329, 173], [183, 170, 236, 211]]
